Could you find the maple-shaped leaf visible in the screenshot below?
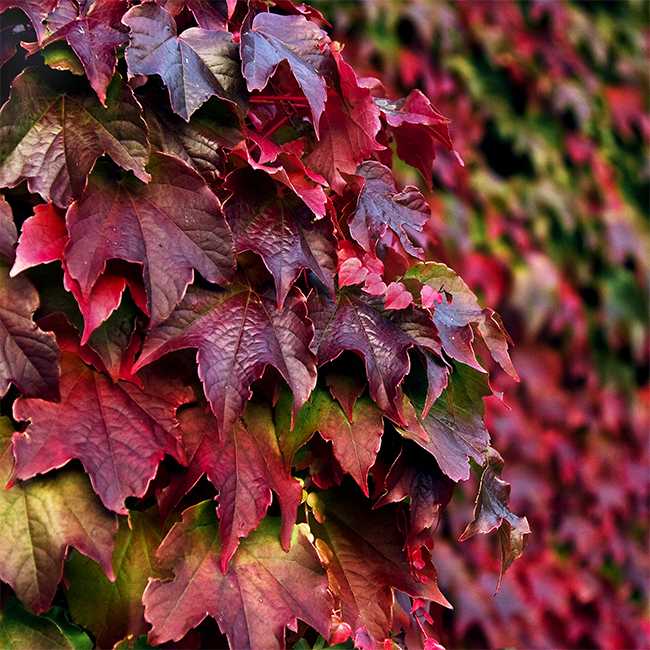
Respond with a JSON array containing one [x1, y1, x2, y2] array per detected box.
[[405, 262, 519, 379], [12, 350, 194, 513], [240, 11, 331, 135], [23, 0, 129, 106], [308, 286, 441, 426], [374, 90, 460, 189], [306, 49, 383, 194], [0, 69, 150, 208], [158, 401, 301, 572], [0, 0, 57, 43], [276, 384, 384, 496], [156, 0, 230, 30], [349, 161, 430, 259], [0, 263, 60, 401], [223, 167, 336, 308], [375, 440, 455, 548], [0, 595, 93, 650], [143, 502, 333, 648], [0, 194, 17, 263], [123, 2, 248, 120], [65, 506, 170, 648], [400, 362, 491, 482], [0, 416, 117, 614], [134, 283, 317, 437], [64, 153, 236, 329], [143, 90, 245, 185], [309, 483, 451, 646], [459, 447, 531, 591]]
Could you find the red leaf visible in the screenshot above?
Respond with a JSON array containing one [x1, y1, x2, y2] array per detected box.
[[162, 401, 302, 572], [0, 69, 150, 208], [308, 287, 441, 426], [241, 11, 331, 135], [350, 161, 430, 260], [23, 0, 129, 105], [324, 366, 366, 421], [64, 153, 236, 328], [385, 282, 413, 310], [306, 49, 383, 193], [0, 0, 58, 43], [143, 502, 333, 647], [0, 417, 117, 614], [0, 265, 60, 401], [310, 484, 451, 647], [156, 0, 230, 30], [12, 351, 194, 513], [223, 167, 336, 308], [134, 283, 317, 437]]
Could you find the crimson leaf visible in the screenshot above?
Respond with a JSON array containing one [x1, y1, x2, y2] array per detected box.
[[12, 350, 194, 513], [159, 401, 302, 572], [64, 153, 236, 329], [0, 69, 150, 208], [223, 167, 336, 308], [309, 483, 451, 646], [123, 2, 248, 120], [0, 417, 117, 614], [0, 264, 60, 401], [240, 11, 331, 135], [23, 0, 129, 106], [143, 502, 333, 648], [350, 161, 430, 259], [308, 286, 441, 426], [134, 283, 317, 437]]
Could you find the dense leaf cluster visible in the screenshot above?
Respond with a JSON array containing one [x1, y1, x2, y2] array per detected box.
[[315, 0, 649, 648], [0, 1, 527, 649]]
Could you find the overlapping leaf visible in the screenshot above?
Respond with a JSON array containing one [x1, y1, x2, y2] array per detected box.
[[157, 0, 231, 30], [224, 167, 336, 308], [65, 507, 170, 648], [240, 11, 331, 135], [134, 283, 317, 436], [143, 502, 332, 648], [0, 69, 150, 208], [309, 484, 451, 646], [350, 161, 430, 259], [0, 417, 117, 614], [0, 0, 58, 43], [23, 0, 129, 105], [64, 153, 236, 328], [308, 286, 442, 425], [12, 351, 194, 513], [123, 2, 248, 120], [159, 401, 302, 572], [0, 263, 60, 401]]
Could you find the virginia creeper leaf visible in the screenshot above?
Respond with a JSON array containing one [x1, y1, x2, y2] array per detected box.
[[0, 417, 117, 614], [156, 0, 230, 30], [459, 447, 531, 591], [0, 596, 92, 650], [350, 161, 430, 259], [374, 440, 455, 548], [23, 0, 129, 106], [12, 350, 194, 513], [143, 502, 333, 648], [65, 506, 170, 648], [324, 365, 366, 422], [309, 484, 451, 646], [0, 0, 57, 43], [0, 69, 150, 208], [134, 283, 317, 437], [0, 263, 60, 401], [123, 2, 248, 120], [240, 11, 331, 135], [64, 153, 236, 328], [308, 286, 441, 426], [404, 262, 519, 379], [0, 195, 17, 264], [224, 167, 336, 308], [306, 50, 383, 194], [276, 385, 384, 496]]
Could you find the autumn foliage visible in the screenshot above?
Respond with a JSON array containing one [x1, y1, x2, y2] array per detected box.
[[0, 1, 534, 649]]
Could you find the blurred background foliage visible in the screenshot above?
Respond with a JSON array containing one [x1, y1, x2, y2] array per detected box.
[[312, 1, 649, 648]]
